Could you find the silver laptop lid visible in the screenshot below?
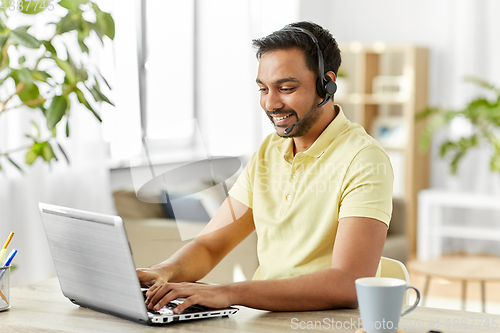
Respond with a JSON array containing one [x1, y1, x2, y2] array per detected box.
[[39, 203, 149, 323]]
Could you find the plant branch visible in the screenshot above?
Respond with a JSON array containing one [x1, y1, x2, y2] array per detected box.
[[0, 143, 32, 157], [0, 82, 26, 114], [0, 135, 55, 157], [1, 97, 47, 113], [0, 42, 8, 69]]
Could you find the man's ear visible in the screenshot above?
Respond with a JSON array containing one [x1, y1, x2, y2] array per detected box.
[[325, 71, 337, 82]]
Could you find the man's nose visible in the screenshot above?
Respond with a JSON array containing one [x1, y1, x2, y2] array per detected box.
[[265, 90, 284, 111]]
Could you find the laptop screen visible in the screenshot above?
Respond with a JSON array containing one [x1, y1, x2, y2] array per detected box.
[[39, 203, 149, 322]]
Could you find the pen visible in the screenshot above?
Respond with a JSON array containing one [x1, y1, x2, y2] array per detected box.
[[0, 248, 16, 304], [0, 232, 14, 264], [0, 289, 7, 304], [2, 249, 18, 268], [0, 249, 17, 281]]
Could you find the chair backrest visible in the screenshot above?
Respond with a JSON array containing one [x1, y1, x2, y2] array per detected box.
[[379, 256, 411, 305]]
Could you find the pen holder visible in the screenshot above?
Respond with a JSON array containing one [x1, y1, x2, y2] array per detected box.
[[0, 266, 10, 311]]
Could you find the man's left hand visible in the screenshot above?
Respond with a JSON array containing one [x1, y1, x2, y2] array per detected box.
[[145, 282, 233, 313]]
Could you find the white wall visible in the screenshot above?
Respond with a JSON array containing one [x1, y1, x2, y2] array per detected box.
[[299, 0, 500, 255], [299, 0, 500, 192]]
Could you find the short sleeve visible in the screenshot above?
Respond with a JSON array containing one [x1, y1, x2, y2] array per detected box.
[[228, 152, 258, 209], [338, 145, 394, 226]]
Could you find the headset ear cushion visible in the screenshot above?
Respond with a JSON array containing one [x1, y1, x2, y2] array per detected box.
[[324, 75, 337, 96], [316, 77, 327, 98], [316, 75, 337, 98]]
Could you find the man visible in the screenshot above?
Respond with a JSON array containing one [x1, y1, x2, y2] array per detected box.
[[138, 21, 393, 313]]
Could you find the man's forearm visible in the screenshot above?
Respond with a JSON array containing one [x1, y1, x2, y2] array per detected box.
[[226, 268, 359, 311], [150, 240, 217, 283]]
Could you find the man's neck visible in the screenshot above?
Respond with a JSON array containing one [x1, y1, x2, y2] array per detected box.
[[292, 104, 338, 155]]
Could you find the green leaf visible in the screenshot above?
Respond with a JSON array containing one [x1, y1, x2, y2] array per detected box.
[[100, 12, 115, 39], [19, 55, 26, 65], [464, 76, 500, 95], [30, 70, 52, 82], [92, 1, 115, 40], [42, 40, 56, 54], [7, 157, 23, 173], [19, 0, 46, 14], [95, 67, 111, 90], [10, 29, 41, 48], [0, 33, 9, 50], [42, 142, 57, 163], [18, 67, 33, 85], [53, 56, 76, 84], [25, 149, 38, 165], [66, 117, 70, 137], [33, 141, 44, 154], [88, 83, 114, 106], [19, 83, 40, 107], [46, 95, 69, 129], [78, 38, 89, 53], [491, 153, 500, 173], [77, 66, 88, 82], [58, 0, 82, 11], [56, 13, 82, 35], [15, 26, 31, 32], [88, 22, 104, 45], [74, 87, 101, 121], [67, 49, 77, 70], [56, 142, 70, 164], [0, 74, 11, 87]]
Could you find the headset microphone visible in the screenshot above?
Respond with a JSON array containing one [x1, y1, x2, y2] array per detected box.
[[283, 95, 332, 135], [281, 26, 337, 136]]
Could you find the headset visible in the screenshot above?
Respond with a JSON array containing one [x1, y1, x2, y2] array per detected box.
[[280, 27, 337, 135]]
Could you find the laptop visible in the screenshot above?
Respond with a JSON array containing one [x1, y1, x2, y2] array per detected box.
[[38, 202, 238, 325]]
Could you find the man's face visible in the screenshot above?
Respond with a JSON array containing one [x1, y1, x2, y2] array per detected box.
[[256, 48, 322, 138]]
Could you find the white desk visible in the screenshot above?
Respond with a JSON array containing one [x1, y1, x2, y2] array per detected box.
[[417, 189, 500, 261], [2, 278, 500, 332]]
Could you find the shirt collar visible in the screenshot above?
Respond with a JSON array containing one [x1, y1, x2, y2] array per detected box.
[[276, 104, 348, 160]]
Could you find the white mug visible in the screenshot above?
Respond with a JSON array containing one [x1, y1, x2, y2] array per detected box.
[[355, 277, 420, 333]]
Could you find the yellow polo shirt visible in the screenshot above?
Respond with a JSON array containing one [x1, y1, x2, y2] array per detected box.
[[228, 105, 393, 280]]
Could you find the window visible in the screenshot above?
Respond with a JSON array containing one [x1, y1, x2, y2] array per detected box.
[[138, 0, 196, 146]]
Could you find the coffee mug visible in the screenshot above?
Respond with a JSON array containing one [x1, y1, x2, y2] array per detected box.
[[355, 277, 420, 333]]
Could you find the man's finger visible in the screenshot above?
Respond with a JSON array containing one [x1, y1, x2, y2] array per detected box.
[[173, 296, 197, 314]]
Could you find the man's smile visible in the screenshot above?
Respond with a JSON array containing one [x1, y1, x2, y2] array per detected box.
[[267, 111, 297, 127]]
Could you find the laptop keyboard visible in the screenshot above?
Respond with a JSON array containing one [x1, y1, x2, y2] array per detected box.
[[143, 290, 211, 315]]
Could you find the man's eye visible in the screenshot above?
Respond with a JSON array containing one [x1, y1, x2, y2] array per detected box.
[[281, 88, 294, 92], [259, 88, 268, 93]]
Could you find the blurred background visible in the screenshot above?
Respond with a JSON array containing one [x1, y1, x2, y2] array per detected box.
[[1, 0, 500, 313]]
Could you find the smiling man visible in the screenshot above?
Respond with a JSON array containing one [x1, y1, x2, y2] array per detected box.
[[138, 21, 393, 313]]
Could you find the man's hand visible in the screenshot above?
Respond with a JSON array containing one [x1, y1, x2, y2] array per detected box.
[[136, 267, 166, 288], [145, 282, 233, 313]]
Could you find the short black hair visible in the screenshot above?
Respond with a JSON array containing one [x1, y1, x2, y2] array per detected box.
[[252, 21, 341, 77]]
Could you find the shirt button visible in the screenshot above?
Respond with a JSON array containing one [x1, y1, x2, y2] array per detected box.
[[292, 173, 297, 179], [286, 194, 292, 200]]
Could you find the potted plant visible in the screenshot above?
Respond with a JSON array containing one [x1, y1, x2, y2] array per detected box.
[[417, 76, 500, 174], [0, 0, 114, 172]]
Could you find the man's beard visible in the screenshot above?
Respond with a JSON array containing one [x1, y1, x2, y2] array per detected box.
[[266, 102, 323, 138]]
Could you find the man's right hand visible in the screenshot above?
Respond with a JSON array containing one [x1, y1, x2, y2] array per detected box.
[[136, 267, 166, 288]]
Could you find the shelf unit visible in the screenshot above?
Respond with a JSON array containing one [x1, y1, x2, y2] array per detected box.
[[336, 42, 430, 259]]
